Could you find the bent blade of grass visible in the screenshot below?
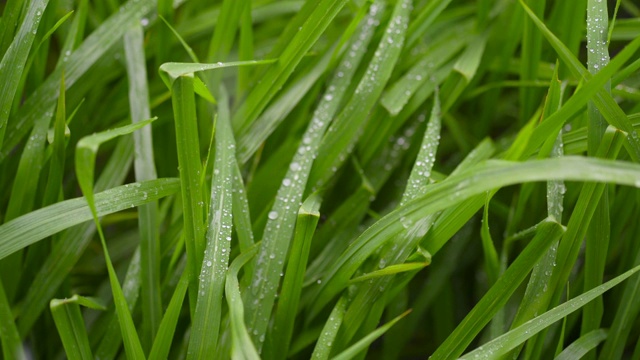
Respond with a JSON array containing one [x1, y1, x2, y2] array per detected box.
[[226, 246, 260, 360], [555, 329, 608, 360], [76, 122, 157, 359], [430, 219, 566, 360], [1, 0, 155, 162], [459, 265, 640, 360], [124, 24, 161, 349], [95, 248, 142, 360], [331, 310, 411, 360], [50, 295, 106, 360], [309, 156, 640, 318], [231, 0, 349, 133], [309, 0, 413, 190], [0, 0, 49, 149], [187, 87, 235, 358], [167, 74, 205, 305], [243, 1, 385, 347], [0, 177, 177, 261], [266, 194, 322, 359]]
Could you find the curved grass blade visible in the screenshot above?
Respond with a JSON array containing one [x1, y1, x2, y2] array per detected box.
[[226, 246, 260, 360], [15, 136, 135, 335], [459, 265, 640, 360], [0, 177, 178, 261], [243, 2, 385, 347], [50, 295, 106, 360], [187, 87, 235, 359], [76, 121, 157, 359], [555, 329, 608, 360], [0, 0, 50, 149]]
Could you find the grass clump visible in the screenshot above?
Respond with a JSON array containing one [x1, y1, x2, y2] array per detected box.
[[1, 0, 640, 359]]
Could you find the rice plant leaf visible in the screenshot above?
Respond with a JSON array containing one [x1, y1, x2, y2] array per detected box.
[[459, 265, 640, 360], [226, 246, 261, 360], [244, 1, 385, 347], [1, 0, 155, 161], [555, 329, 608, 360], [267, 193, 322, 358], [50, 295, 105, 360], [331, 310, 411, 360], [0, 0, 49, 149], [187, 87, 235, 358]]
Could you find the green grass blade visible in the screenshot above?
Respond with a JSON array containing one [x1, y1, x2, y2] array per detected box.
[[599, 246, 640, 360], [75, 121, 155, 359], [459, 265, 640, 360], [124, 24, 161, 349], [243, 2, 385, 346], [0, 177, 177, 261], [41, 72, 67, 207], [187, 87, 235, 358], [331, 310, 410, 360], [555, 329, 608, 360], [50, 295, 106, 360], [0, 0, 49, 149], [226, 246, 261, 360], [309, 156, 640, 317], [149, 271, 188, 360], [430, 219, 565, 360], [1, 0, 155, 161], [15, 136, 135, 336], [167, 74, 205, 304], [0, 280, 25, 359], [267, 194, 322, 359], [231, 0, 349, 133], [310, 295, 348, 360], [309, 0, 413, 190]]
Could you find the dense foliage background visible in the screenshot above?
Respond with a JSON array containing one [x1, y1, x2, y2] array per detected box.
[[1, 0, 640, 358]]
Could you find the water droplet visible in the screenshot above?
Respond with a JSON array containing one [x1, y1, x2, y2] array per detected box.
[[268, 211, 279, 220]]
